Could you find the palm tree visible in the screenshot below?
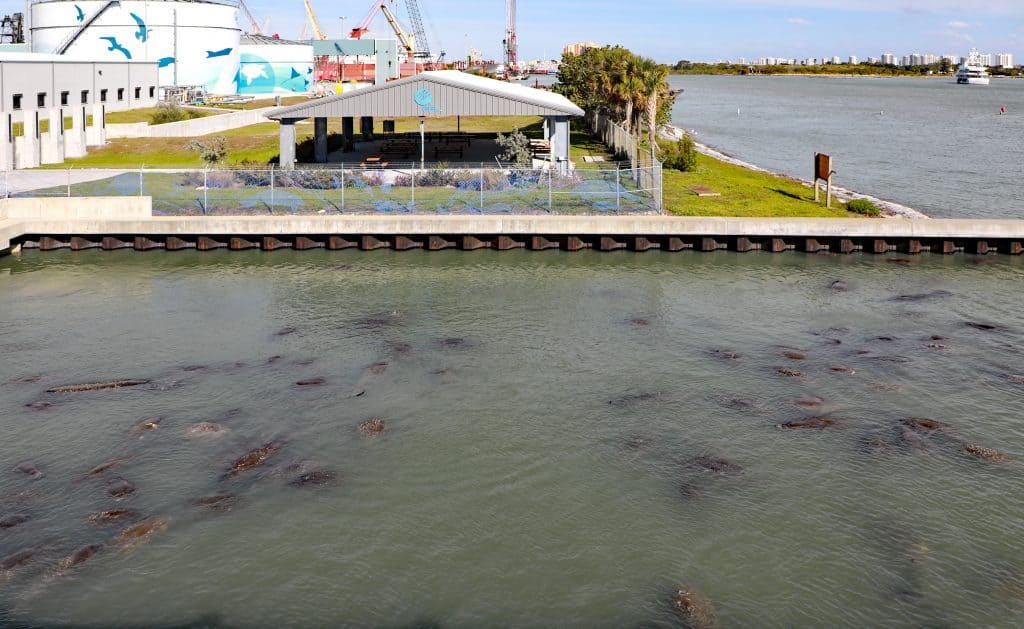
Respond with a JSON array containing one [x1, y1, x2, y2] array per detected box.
[[638, 58, 670, 156]]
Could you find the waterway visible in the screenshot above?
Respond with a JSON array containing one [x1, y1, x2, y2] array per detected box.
[[2, 250, 1023, 627], [669, 75, 1024, 219]]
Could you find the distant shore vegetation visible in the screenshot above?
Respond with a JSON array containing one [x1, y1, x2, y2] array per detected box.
[[671, 60, 1024, 78]]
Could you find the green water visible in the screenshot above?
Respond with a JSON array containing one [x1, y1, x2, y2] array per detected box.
[[1, 250, 1023, 628]]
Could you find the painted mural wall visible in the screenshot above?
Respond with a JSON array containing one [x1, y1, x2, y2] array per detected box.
[[237, 43, 314, 96], [30, 0, 241, 94]]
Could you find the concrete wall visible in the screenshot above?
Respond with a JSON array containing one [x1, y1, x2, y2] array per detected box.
[[106, 108, 275, 139], [0, 196, 152, 220]]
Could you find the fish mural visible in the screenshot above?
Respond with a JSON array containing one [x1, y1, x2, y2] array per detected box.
[[74, 5, 84, 22], [206, 48, 233, 59], [157, 57, 176, 68], [99, 36, 132, 60], [129, 13, 150, 43]]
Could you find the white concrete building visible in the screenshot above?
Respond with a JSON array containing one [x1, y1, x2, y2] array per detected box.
[[848, 56, 858, 65], [1, 52, 158, 169], [882, 53, 896, 66], [996, 53, 1014, 68]]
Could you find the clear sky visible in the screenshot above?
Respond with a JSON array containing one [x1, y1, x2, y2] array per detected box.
[[2, 0, 1022, 63]]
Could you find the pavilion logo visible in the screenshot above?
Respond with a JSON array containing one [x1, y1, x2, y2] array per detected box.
[[414, 88, 439, 112]]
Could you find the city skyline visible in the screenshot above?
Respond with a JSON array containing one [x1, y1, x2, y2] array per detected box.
[[1, 0, 1021, 63]]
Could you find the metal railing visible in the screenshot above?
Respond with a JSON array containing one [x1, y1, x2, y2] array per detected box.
[[2, 164, 662, 216]]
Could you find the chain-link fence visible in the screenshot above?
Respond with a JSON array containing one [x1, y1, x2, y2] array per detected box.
[[1, 164, 662, 216], [586, 112, 662, 204]]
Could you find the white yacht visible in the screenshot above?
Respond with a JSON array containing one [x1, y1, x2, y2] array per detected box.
[[956, 48, 990, 85]]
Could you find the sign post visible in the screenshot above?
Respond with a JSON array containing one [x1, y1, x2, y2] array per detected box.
[[814, 153, 835, 209]]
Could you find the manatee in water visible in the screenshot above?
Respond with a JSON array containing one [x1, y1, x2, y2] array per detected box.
[[890, 290, 952, 302], [14, 461, 44, 480], [114, 516, 169, 550], [82, 456, 131, 478], [901, 418, 951, 432], [776, 367, 804, 378], [275, 326, 297, 337], [609, 392, 664, 407], [46, 379, 150, 394], [1008, 375, 1024, 385], [132, 417, 163, 434], [0, 514, 31, 529], [289, 470, 338, 487], [830, 280, 849, 291], [53, 544, 103, 574], [186, 422, 229, 438], [964, 444, 1011, 462], [828, 365, 856, 375], [88, 510, 138, 524], [1, 548, 36, 572], [224, 442, 285, 478], [783, 350, 807, 360], [965, 321, 999, 331], [859, 433, 896, 455], [630, 317, 651, 326], [25, 401, 53, 411], [296, 377, 326, 387], [359, 418, 388, 437], [107, 478, 136, 499], [352, 361, 390, 397], [690, 456, 744, 476], [708, 349, 742, 361], [794, 395, 826, 409], [193, 494, 239, 511], [778, 417, 836, 429], [672, 587, 718, 629], [875, 336, 897, 342]]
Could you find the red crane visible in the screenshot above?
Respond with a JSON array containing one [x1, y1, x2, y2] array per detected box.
[[504, 0, 518, 75]]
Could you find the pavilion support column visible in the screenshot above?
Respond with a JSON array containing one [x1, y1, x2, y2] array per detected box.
[[542, 116, 550, 140], [64, 105, 88, 159], [86, 104, 105, 147], [549, 115, 570, 175], [0, 113, 13, 171], [342, 116, 355, 152], [41, 107, 65, 165], [279, 118, 298, 169], [360, 116, 374, 141], [314, 117, 328, 164]]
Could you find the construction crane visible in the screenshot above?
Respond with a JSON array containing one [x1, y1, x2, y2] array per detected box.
[[303, 0, 328, 40], [239, 0, 266, 35], [403, 0, 432, 62], [504, 0, 519, 75], [350, 2, 415, 59]]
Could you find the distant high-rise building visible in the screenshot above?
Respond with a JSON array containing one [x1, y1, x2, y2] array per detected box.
[[978, 53, 993, 66], [942, 55, 958, 66], [562, 42, 597, 57], [996, 53, 1014, 68], [882, 53, 896, 66], [867, 57, 880, 64], [737, 57, 746, 65], [831, 55, 842, 65], [848, 56, 859, 65]]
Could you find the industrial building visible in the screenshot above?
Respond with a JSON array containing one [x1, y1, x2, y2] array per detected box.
[[238, 34, 315, 97], [1, 52, 159, 169]]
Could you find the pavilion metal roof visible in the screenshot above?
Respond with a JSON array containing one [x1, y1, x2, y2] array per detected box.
[[265, 70, 584, 120]]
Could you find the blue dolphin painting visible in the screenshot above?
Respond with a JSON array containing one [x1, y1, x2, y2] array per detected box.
[[157, 57, 176, 68], [129, 13, 149, 43], [74, 4, 84, 22], [100, 36, 132, 60], [206, 48, 233, 58]]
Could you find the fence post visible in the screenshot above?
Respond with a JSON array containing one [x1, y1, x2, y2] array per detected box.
[[616, 165, 621, 211], [270, 167, 275, 212], [203, 168, 208, 214], [410, 169, 415, 211], [340, 164, 345, 212], [479, 163, 484, 210], [548, 166, 553, 212], [138, 166, 143, 197], [67, 167, 72, 197]]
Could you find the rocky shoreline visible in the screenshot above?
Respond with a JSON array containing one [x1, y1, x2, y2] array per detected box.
[[660, 124, 930, 219]]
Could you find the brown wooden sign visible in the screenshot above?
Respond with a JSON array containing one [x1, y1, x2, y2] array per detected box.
[[815, 153, 832, 181]]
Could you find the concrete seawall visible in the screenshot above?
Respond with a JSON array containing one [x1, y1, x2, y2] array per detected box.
[[2, 197, 1024, 256]]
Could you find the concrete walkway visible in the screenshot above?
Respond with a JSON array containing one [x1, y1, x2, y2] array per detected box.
[[2, 169, 131, 196]]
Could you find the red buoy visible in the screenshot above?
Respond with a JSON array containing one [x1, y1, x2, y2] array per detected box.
[[1000, 106, 1006, 114]]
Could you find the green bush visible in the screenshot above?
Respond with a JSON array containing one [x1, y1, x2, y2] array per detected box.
[[846, 199, 881, 217], [187, 136, 227, 165], [661, 135, 698, 172], [150, 102, 202, 125], [495, 128, 532, 165]]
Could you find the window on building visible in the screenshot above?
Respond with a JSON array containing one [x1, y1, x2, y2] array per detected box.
[[149, 86, 155, 98], [134, 87, 141, 99], [117, 88, 124, 101], [100, 89, 108, 103], [12, 94, 22, 110], [60, 91, 70, 106], [81, 90, 89, 104], [37, 93, 46, 107]]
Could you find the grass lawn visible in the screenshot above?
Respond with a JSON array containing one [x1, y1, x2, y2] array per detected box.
[[663, 152, 854, 218], [105, 107, 217, 125]]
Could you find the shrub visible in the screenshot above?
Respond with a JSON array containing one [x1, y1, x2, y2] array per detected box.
[[150, 102, 201, 125], [495, 128, 532, 165], [847, 199, 881, 217], [187, 136, 228, 165], [660, 135, 699, 172]]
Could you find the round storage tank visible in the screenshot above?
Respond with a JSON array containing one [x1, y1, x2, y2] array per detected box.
[[29, 0, 241, 94], [237, 34, 314, 97]]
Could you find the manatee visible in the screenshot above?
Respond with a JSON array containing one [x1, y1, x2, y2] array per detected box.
[[296, 378, 326, 387], [14, 461, 44, 480], [289, 470, 338, 487], [708, 349, 742, 361], [777, 367, 804, 377], [107, 478, 136, 499], [359, 418, 388, 437], [193, 494, 239, 511], [114, 516, 169, 550], [899, 427, 931, 451], [186, 422, 229, 438], [902, 418, 950, 432], [275, 327, 298, 337], [794, 395, 826, 408], [0, 514, 31, 529], [875, 336, 897, 342], [778, 417, 836, 429], [891, 290, 952, 302], [672, 587, 718, 629], [965, 321, 999, 331], [828, 365, 856, 375], [83, 456, 130, 478], [609, 392, 663, 406], [1008, 375, 1024, 385], [630, 318, 651, 326], [47, 380, 150, 393], [132, 417, 163, 433], [964, 444, 1010, 462], [691, 456, 743, 476], [88, 510, 138, 524], [224, 441, 285, 478], [1, 549, 36, 571], [783, 350, 807, 360], [830, 280, 848, 291], [54, 544, 103, 573]]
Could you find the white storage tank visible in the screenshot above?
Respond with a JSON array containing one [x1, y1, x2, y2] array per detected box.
[[237, 34, 314, 97], [29, 0, 241, 94]]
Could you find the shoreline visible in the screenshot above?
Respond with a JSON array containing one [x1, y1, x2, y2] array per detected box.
[[660, 124, 930, 219]]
